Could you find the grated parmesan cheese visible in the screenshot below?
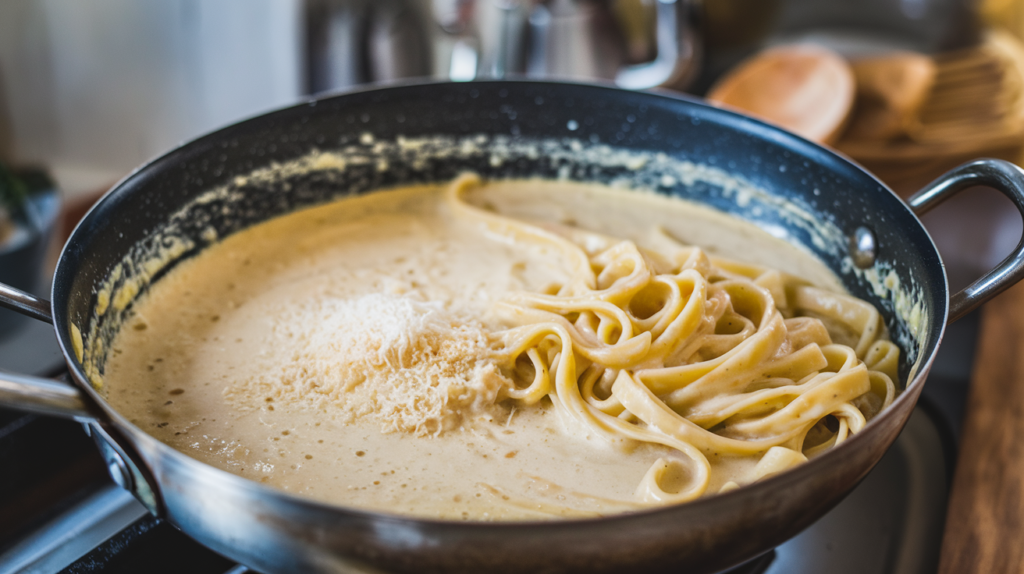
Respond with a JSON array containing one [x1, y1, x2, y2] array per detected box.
[[225, 293, 510, 436]]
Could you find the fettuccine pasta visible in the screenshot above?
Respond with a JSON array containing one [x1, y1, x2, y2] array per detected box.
[[449, 174, 898, 503]]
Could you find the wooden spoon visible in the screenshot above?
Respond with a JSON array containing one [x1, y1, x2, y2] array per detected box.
[[708, 44, 855, 145]]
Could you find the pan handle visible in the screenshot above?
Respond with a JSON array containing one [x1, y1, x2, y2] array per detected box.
[[907, 158, 1024, 323], [0, 285, 98, 420], [616, 0, 700, 90], [0, 294, 159, 509], [0, 369, 99, 421], [0, 369, 163, 515], [0, 281, 52, 323]]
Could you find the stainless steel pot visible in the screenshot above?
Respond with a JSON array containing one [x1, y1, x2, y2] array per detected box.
[[2, 81, 1024, 574]]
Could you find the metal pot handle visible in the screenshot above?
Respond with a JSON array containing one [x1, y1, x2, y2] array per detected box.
[[0, 286, 162, 513], [0, 284, 97, 420], [0, 369, 96, 420], [616, 0, 700, 90], [907, 158, 1024, 323], [0, 281, 52, 323]]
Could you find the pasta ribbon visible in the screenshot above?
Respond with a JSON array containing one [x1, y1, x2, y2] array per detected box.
[[448, 174, 899, 504]]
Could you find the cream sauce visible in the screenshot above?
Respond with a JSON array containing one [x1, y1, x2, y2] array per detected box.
[[104, 179, 844, 520]]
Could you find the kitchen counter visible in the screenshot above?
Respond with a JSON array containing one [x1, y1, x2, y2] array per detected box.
[[939, 278, 1024, 573]]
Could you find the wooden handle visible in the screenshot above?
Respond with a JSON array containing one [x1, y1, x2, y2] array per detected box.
[[939, 279, 1024, 573]]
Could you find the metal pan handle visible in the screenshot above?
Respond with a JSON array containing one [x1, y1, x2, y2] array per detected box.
[[616, 0, 699, 90], [0, 284, 98, 420], [907, 158, 1024, 323], [0, 369, 97, 421], [0, 365, 160, 513], [0, 281, 52, 323], [0, 285, 159, 511]]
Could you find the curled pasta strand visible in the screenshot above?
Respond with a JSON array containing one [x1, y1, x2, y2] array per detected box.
[[647, 227, 712, 276], [579, 365, 625, 415], [833, 402, 867, 436], [719, 366, 870, 440], [447, 173, 597, 290], [864, 340, 900, 386], [503, 348, 551, 404], [590, 242, 652, 304], [627, 275, 685, 335], [612, 371, 788, 455], [495, 303, 652, 368], [791, 286, 883, 358], [635, 272, 708, 364], [508, 293, 637, 342], [658, 313, 789, 410]]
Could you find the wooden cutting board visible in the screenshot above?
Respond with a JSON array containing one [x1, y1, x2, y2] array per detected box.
[[939, 279, 1024, 573]]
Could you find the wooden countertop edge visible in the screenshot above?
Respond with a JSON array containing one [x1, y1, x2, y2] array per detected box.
[[938, 279, 1024, 573]]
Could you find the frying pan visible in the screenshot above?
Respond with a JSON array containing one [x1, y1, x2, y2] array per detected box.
[[2, 81, 1024, 574]]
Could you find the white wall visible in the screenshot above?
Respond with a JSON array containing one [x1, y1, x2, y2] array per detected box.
[[0, 0, 303, 196]]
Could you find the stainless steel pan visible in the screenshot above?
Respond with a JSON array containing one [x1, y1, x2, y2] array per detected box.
[[2, 81, 1024, 574]]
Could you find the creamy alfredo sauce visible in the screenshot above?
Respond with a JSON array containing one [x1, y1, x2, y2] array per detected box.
[[103, 179, 846, 520]]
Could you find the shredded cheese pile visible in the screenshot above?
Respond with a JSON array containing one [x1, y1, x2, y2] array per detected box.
[[227, 293, 509, 435]]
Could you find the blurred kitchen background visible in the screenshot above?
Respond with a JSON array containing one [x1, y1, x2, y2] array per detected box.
[[2, 2, 1024, 572], [0, 0, 1017, 198], [0, 0, 1016, 188]]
